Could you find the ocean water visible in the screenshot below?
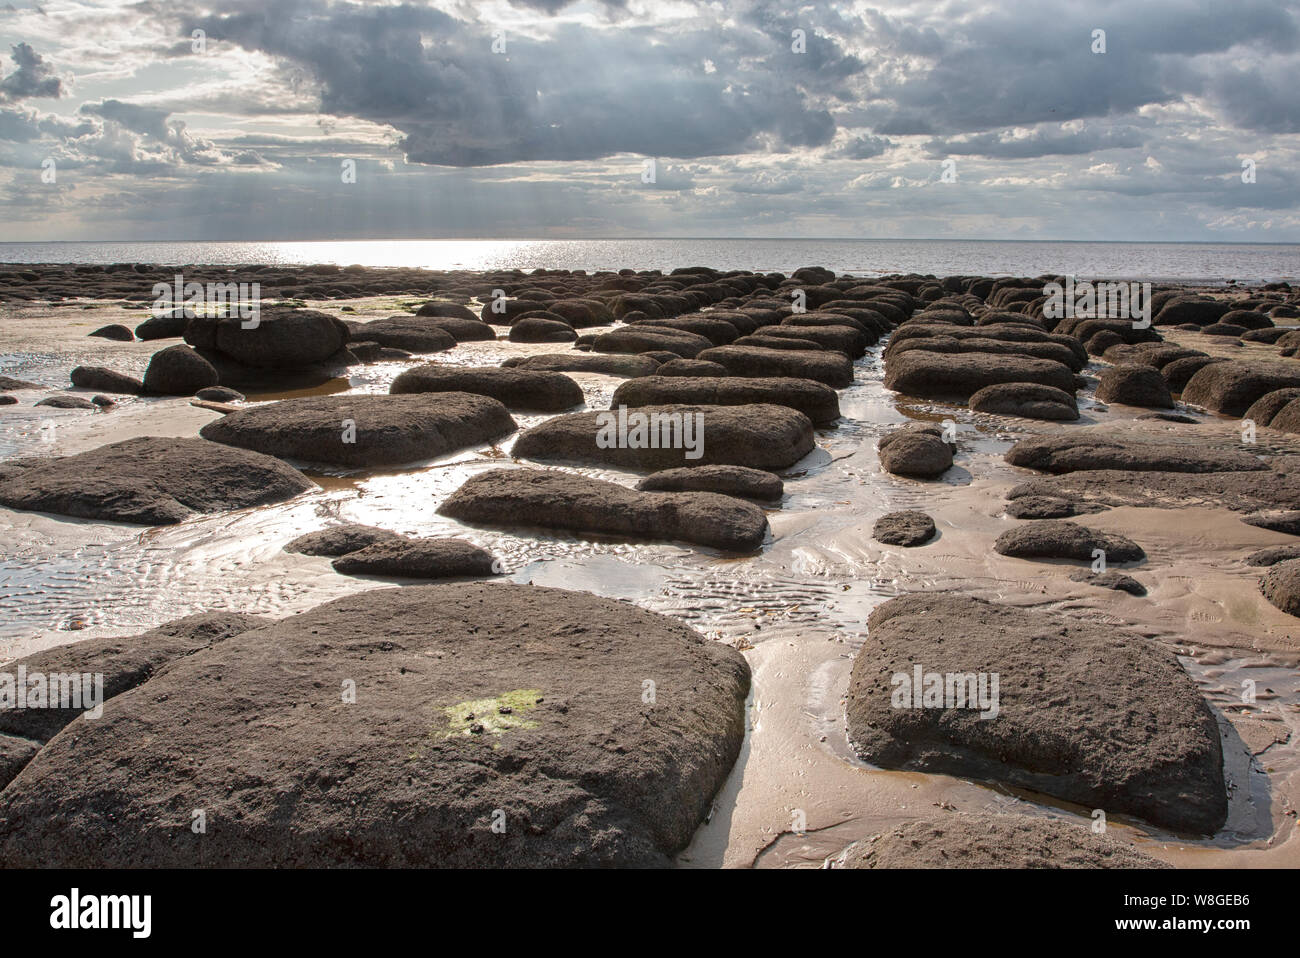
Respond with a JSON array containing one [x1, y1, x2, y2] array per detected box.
[[0, 239, 1295, 283]]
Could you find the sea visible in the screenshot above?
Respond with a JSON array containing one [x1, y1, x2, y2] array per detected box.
[[0, 239, 1296, 284]]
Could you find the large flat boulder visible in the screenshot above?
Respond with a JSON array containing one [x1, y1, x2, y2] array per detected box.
[[610, 376, 840, 425], [1008, 468, 1300, 513], [439, 468, 768, 552], [636, 465, 782, 501], [512, 404, 812, 471], [847, 594, 1227, 834], [695, 345, 854, 388], [0, 584, 750, 867], [885, 351, 1076, 401], [390, 365, 584, 412], [968, 382, 1078, 421], [0, 437, 315, 524], [1005, 435, 1266, 474], [341, 316, 457, 352], [199, 393, 516, 468]]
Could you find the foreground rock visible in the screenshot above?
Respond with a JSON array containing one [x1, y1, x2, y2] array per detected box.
[[0, 376, 42, 391], [838, 814, 1168, 869], [636, 465, 783, 501], [968, 382, 1079, 421], [994, 520, 1145, 563], [439, 468, 768, 552], [1005, 434, 1265, 474], [610, 376, 840, 425], [0, 437, 314, 524], [1070, 570, 1147, 596], [342, 316, 457, 352], [390, 365, 584, 412], [0, 584, 750, 866], [872, 511, 936, 546], [513, 404, 813, 471], [200, 393, 516, 467], [847, 594, 1226, 834]]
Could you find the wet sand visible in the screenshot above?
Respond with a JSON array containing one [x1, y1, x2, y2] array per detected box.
[[1, 291, 1297, 868]]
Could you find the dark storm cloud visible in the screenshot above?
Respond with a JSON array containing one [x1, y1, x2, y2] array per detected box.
[[180, 0, 841, 165], [0, 42, 63, 101]]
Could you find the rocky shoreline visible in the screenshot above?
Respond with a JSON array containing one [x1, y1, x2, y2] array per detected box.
[[1, 264, 1299, 868]]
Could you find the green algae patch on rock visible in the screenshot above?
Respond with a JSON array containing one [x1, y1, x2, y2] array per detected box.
[[440, 689, 544, 740]]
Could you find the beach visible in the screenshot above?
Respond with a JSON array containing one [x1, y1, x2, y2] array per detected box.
[[0, 262, 1298, 869]]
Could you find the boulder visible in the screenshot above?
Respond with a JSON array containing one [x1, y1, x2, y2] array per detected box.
[[878, 425, 954, 479], [194, 386, 245, 403], [994, 520, 1145, 563], [872, 510, 936, 546], [1261, 559, 1300, 617], [69, 366, 144, 395], [1096, 363, 1174, 408], [200, 393, 517, 468], [513, 404, 813, 471], [285, 523, 408, 557], [592, 326, 711, 358], [1005, 496, 1102, 519], [1243, 388, 1300, 428], [341, 317, 458, 352], [0, 584, 749, 867], [968, 382, 1078, 421], [440, 468, 768, 552], [414, 301, 479, 321], [847, 594, 1226, 834], [1069, 570, 1147, 595], [1182, 361, 1300, 416], [885, 351, 1075, 401], [1162, 356, 1227, 392], [1005, 435, 1265, 474], [509, 318, 577, 343], [0, 436, 314, 524], [1245, 545, 1300, 566], [636, 465, 783, 501], [695, 345, 854, 388], [0, 376, 41, 391], [610, 375, 840, 425], [390, 365, 583, 412], [143, 345, 220, 396], [654, 359, 730, 377], [838, 814, 1168, 869], [35, 395, 97, 409], [185, 308, 350, 368], [88, 324, 134, 341], [503, 353, 661, 378], [331, 538, 498, 579]]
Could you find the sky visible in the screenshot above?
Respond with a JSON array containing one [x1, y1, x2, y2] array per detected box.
[[0, 0, 1297, 242]]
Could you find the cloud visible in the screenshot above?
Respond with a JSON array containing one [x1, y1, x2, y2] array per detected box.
[[0, 42, 63, 101]]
